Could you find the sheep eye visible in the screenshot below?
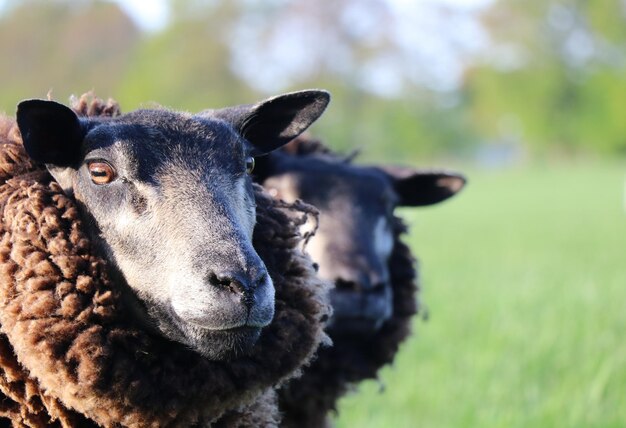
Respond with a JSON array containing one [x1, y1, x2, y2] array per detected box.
[[88, 161, 117, 185], [245, 156, 255, 174]]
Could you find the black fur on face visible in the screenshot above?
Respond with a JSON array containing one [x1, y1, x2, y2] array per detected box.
[[16, 90, 330, 359], [255, 140, 465, 336], [261, 157, 397, 335]]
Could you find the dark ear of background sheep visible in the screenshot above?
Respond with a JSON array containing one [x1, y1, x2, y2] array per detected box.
[[256, 136, 421, 428], [0, 95, 331, 427]]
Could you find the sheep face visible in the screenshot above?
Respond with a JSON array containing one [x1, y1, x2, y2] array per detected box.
[[262, 157, 465, 336], [16, 90, 330, 360]]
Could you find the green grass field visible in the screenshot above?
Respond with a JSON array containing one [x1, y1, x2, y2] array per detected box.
[[335, 161, 626, 428]]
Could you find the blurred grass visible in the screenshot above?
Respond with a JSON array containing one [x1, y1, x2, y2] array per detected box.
[[335, 161, 626, 428]]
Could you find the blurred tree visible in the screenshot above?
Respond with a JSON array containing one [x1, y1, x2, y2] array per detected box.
[[467, 0, 626, 155], [0, 0, 139, 113], [114, 1, 257, 111], [219, 0, 490, 96], [0, 0, 624, 158], [116, 0, 484, 161]]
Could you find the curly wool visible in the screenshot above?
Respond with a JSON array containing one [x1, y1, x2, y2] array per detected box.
[[268, 137, 420, 428], [0, 101, 330, 427]]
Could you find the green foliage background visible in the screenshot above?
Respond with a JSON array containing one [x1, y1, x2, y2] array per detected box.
[[0, 1, 624, 426], [1, 0, 624, 161], [336, 161, 626, 427]]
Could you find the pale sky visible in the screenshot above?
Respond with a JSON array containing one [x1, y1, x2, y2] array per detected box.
[[111, 0, 169, 32], [0, 0, 494, 35], [0, 0, 496, 94]]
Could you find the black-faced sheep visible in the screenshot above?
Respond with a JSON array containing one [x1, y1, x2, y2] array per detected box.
[[254, 136, 466, 427], [0, 92, 331, 427]]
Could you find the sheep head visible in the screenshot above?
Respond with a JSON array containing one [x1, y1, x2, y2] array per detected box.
[[259, 153, 465, 336], [15, 90, 330, 360]]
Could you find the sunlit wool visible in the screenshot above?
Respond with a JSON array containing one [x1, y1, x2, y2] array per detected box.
[[0, 96, 331, 427]]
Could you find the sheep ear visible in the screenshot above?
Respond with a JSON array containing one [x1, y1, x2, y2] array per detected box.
[[16, 99, 84, 167], [210, 90, 330, 156], [378, 166, 466, 206]]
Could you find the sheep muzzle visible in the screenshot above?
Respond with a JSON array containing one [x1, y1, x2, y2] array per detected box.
[[326, 285, 393, 335]]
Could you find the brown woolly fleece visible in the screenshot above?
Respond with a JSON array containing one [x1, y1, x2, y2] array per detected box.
[[265, 137, 420, 428], [0, 96, 331, 427]]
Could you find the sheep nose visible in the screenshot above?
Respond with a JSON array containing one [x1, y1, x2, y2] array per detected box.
[[208, 270, 268, 305]]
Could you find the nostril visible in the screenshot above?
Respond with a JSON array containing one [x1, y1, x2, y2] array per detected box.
[[207, 272, 232, 289], [255, 272, 268, 288], [334, 277, 388, 293], [207, 270, 267, 296], [335, 278, 359, 291], [208, 271, 251, 295], [370, 282, 388, 293]]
